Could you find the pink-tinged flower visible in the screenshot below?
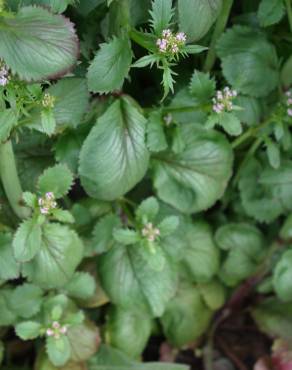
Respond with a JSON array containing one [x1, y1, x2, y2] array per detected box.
[[38, 192, 57, 215], [46, 321, 68, 339], [287, 99, 292, 106], [162, 29, 172, 38], [0, 60, 9, 87], [176, 32, 186, 43], [212, 87, 237, 114], [288, 109, 292, 117]]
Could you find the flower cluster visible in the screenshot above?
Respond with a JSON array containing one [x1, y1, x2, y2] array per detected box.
[[38, 192, 57, 215], [142, 222, 160, 242], [212, 87, 237, 114], [0, 60, 9, 87], [286, 91, 292, 117], [42, 93, 56, 109], [156, 29, 186, 54], [46, 321, 68, 340]]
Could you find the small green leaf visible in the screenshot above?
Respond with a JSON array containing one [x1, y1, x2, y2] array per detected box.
[[207, 112, 242, 136], [0, 289, 17, 326], [22, 192, 37, 208], [41, 110, 56, 136], [149, 0, 174, 35], [146, 112, 168, 153], [38, 164, 74, 199], [198, 280, 225, 310], [46, 336, 71, 367], [132, 54, 159, 68], [79, 97, 149, 200], [0, 233, 20, 281], [51, 209, 75, 224], [113, 229, 140, 245], [10, 283, 43, 318], [273, 249, 292, 301], [136, 197, 159, 222], [106, 306, 152, 358], [265, 139, 281, 169], [64, 272, 96, 300], [0, 6, 79, 81], [15, 321, 41, 340], [13, 218, 42, 262], [280, 214, 292, 240], [183, 45, 208, 54], [189, 70, 215, 103], [87, 37, 132, 94], [158, 216, 179, 237], [92, 214, 121, 254], [258, 0, 285, 27], [0, 109, 17, 142]]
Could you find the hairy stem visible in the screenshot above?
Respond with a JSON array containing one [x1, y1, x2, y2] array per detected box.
[[0, 140, 30, 219], [285, 0, 292, 33], [203, 0, 234, 72]]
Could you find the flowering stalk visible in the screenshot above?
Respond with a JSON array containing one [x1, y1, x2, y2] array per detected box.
[[0, 140, 30, 219]]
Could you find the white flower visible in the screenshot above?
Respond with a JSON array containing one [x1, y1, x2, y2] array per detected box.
[[46, 321, 68, 339], [212, 87, 237, 114], [0, 60, 9, 87], [176, 32, 186, 43], [142, 222, 160, 242], [38, 192, 57, 215], [42, 93, 56, 108], [288, 108, 292, 117], [156, 30, 186, 55]]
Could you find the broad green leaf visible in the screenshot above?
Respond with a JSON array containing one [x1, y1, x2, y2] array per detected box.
[[136, 197, 159, 223], [180, 221, 220, 282], [75, 0, 104, 16], [178, 0, 222, 42], [198, 280, 225, 310], [281, 55, 292, 88], [0, 6, 79, 81], [46, 336, 71, 367], [0, 289, 17, 326], [152, 125, 233, 214], [239, 159, 292, 223], [92, 214, 121, 254], [15, 321, 41, 340], [13, 218, 42, 262], [149, 0, 174, 35], [106, 306, 152, 358], [252, 298, 292, 341], [215, 223, 264, 286], [22, 223, 84, 288], [189, 70, 216, 103], [158, 216, 179, 237], [67, 321, 100, 362], [206, 112, 242, 136], [88, 345, 189, 370], [161, 283, 212, 347], [258, 0, 285, 27], [6, 0, 74, 13], [273, 249, 292, 301], [41, 110, 56, 136], [10, 283, 43, 318], [87, 37, 132, 93], [217, 26, 279, 97], [79, 97, 149, 201], [64, 272, 96, 300], [146, 112, 168, 153], [280, 214, 292, 240], [38, 164, 74, 199], [98, 245, 177, 317], [265, 139, 280, 169], [0, 109, 17, 142], [113, 229, 140, 245], [0, 233, 20, 281], [234, 95, 262, 126]]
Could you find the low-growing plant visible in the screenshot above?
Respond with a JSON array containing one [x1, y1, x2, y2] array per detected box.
[[0, 0, 291, 369]]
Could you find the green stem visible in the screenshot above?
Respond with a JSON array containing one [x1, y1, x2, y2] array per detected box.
[[285, 0, 292, 33], [231, 118, 271, 149], [203, 0, 234, 72], [0, 140, 30, 219]]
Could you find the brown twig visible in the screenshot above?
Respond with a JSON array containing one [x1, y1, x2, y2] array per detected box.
[[216, 336, 249, 370]]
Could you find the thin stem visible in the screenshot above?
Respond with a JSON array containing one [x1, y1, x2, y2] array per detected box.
[[231, 118, 271, 149], [285, 0, 292, 33], [0, 140, 30, 219], [203, 0, 234, 72]]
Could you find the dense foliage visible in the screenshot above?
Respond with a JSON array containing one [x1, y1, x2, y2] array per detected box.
[[0, 0, 291, 369]]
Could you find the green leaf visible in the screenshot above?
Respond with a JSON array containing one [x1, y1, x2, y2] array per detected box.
[[64, 272, 96, 300], [22, 192, 37, 208], [180, 221, 220, 282], [207, 112, 242, 136], [106, 306, 152, 358], [265, 139, 281, 169], [38, 164, 74, 199], [87, 37, 132, 94], [92, 214, 121, 254], [215, 223, 264, 286], [149, 0, 174, 35], [46, 336, 71, 367], [132, 54, 159, 68], [161, 283, 212, 347], [198, 280, 225, 310], [41, 110, 56, 136], [273, 249, 292, 301], [13, 218, 42, 262], [183, 45, 208, 54], [51, 209, 75, 224], [136, 197, 159, 223], [113, 229, 140, 245], [217, 26, 279, 97], [280, 214, 292, 240], [0, 289, 17, 326], [15, 321, 41, 340], [0, 233, 20, 281], [79, 97, 149, 201], [0, 109, 17, 142], [10, 283, 43, 318], [281, 55, 292, 88], [158, 216, 179, 237], [178, 0, 222, 42], [0, 6, 79, 81], [258, 0, 285, 27], [7, 0, 75, 13], [189, 70, 216, 103], [98, 245, 177, 317], [234, 95, 262, 126], [239, 159, 292, 223], [88, 345, 189, 370], [146, 112, 168, 153], [67, 321, 100, 362], [152, 125, 233, 214], [22, 223, 84, 289]]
